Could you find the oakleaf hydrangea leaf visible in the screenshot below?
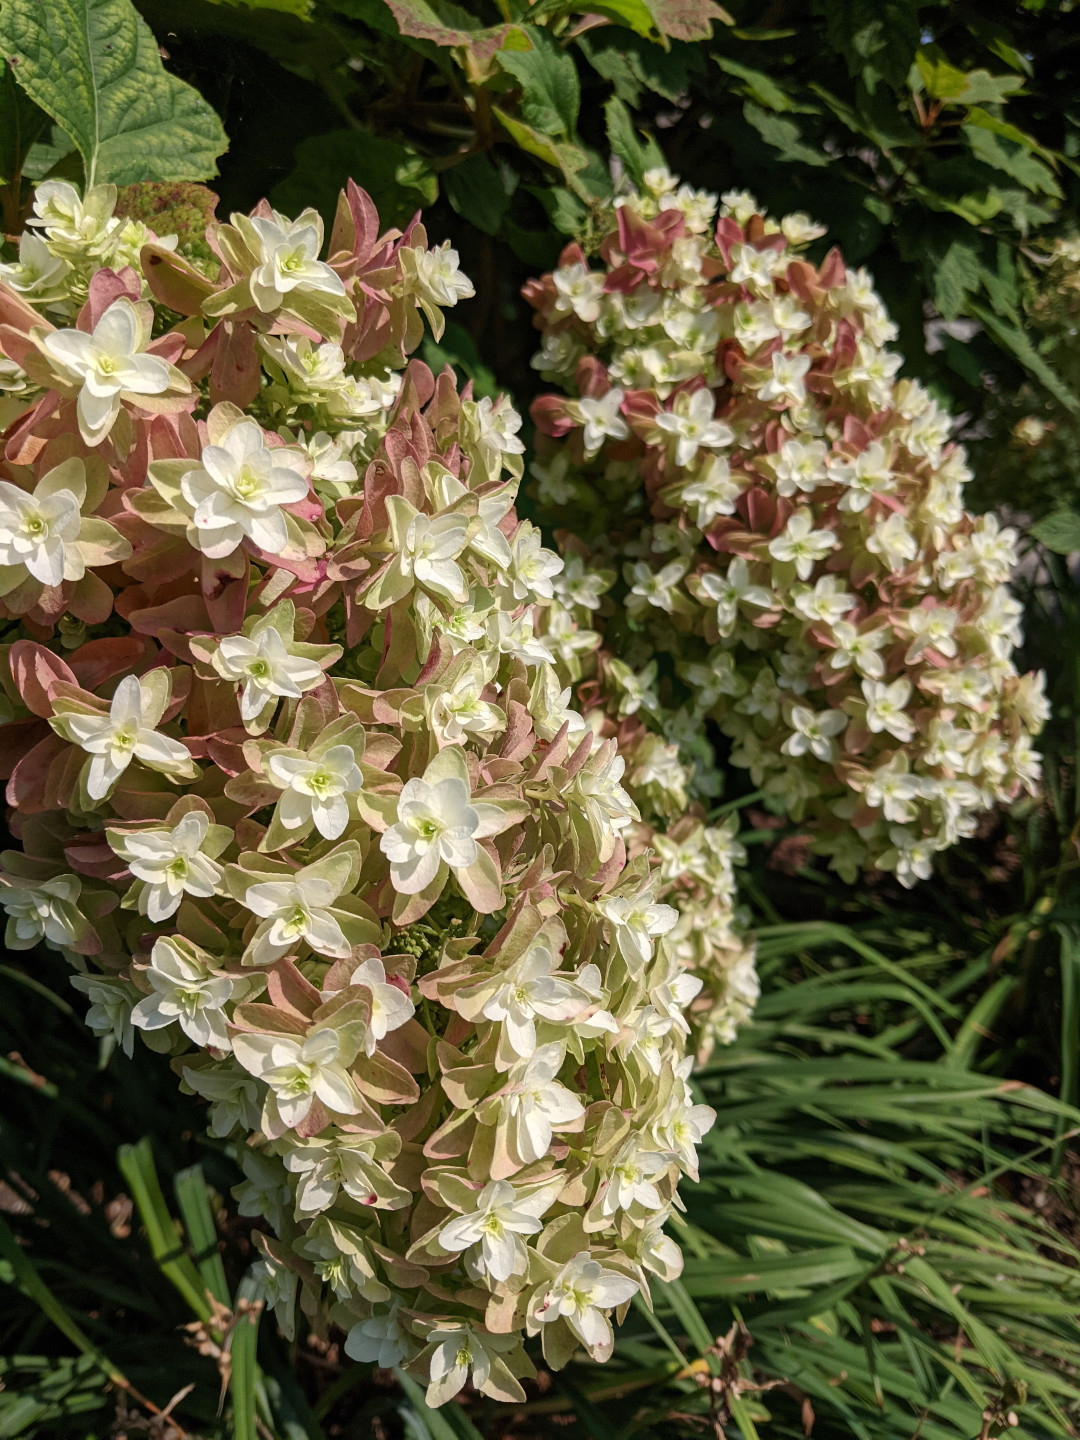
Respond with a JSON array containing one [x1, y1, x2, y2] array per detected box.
[[0, 0, 228, 188]]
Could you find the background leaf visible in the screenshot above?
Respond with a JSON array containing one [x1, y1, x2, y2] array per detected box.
[[441, 153, 510, 237], [604, 96, 664, 189], [645, 0, 732, 41], [498, 27, 580, 140], [271, 128, 437, 228], [1029, 509, 1080, 555]]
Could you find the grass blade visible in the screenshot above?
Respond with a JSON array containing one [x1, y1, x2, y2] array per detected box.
[[230, 1273, 261, 1440], [174, 1164, 229, 1307], [117, 1137, 211, 1322]]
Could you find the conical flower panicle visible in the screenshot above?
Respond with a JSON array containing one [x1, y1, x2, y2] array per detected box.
[[0, 179, 716, 1403]]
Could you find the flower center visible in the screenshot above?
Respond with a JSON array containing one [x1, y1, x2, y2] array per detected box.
[[309, 769, 333, 797], [285, 905, 310, 935], [279, 1065, 314, 1098], [411, 817, 442, 847], [234, 466, 261, 499], [177, 984, 208, 1011]]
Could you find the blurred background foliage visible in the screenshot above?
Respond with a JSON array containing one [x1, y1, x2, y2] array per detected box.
[[5, 0, 1080, 1436]]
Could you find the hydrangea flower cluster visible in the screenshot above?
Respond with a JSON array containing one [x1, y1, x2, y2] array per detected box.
[[0, 179, 717, 1404], [529, 541, 756, 1059], [525, 168, 1046, 885]]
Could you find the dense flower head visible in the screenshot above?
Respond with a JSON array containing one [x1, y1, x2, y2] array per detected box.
[[0, 180, 718, 1403], [524, 167, 1046, 887]]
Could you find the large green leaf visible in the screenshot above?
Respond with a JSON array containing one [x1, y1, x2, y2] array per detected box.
[[379, 0, 523, 67], [743, 101, 829, 167], [930, 236, 982, 320], [715, 53, 794, 111], [0, 0, 228, 188], [964, 123, 1061, 197], [492, 105, 588, 193], [579, 30, 704, 106], [575, 0, 657, 40], [915, 52, 1025, 107], [968, 301, 1080, 414]]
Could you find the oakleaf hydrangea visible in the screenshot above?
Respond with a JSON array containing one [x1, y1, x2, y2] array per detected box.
[[0, 178, 724, 1404], [525, 167, 1045, 899]]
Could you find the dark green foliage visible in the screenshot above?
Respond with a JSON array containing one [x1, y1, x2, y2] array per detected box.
[[113, 0, 1080, 422]]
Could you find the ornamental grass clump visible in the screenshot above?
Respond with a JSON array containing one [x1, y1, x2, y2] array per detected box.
[[0, 178, 718, 1404], [525, 168, 1046, 886]]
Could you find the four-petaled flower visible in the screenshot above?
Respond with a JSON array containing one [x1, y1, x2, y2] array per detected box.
[[461, 940, 591, 1064], [344, 1301, 410, 1369], [241, 863, 352, 966], [767, 510, 837, 580], [213, 619, 325, 726], [862, 678, 915, 743], [597, 891, 680, 973], [0, 456, 131, 598], [344, 956, 415, 1054], [528, 1252, 639, 1357], [379, 495, 469, 605], [600, 1138, 671, 1217], [0, 873, 85, 950], [404, 240, 475, 318], [782, 705, 848, 763], [180, 420, 309, 558], [267, 745, 364, 839], [758, 350, 811, 407], [232, 1027, 360, 1129], [654, 388, 734, 468], [0, 473, 80, 588], [380, 753, 506, 896], [570, 389, 628, 456], [131, 936, 238, 1050], [421, 1322, 518, 1408], [552, 262, 605, 322], [108, 811, 224, 922], [500, 1043, 586, 1163], [438, 1179, 557, 1282], [692, 557, 773, 634], [51, 673, 197, 800], [246, 209, 348, 313], [42, 298, 175, 445]]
